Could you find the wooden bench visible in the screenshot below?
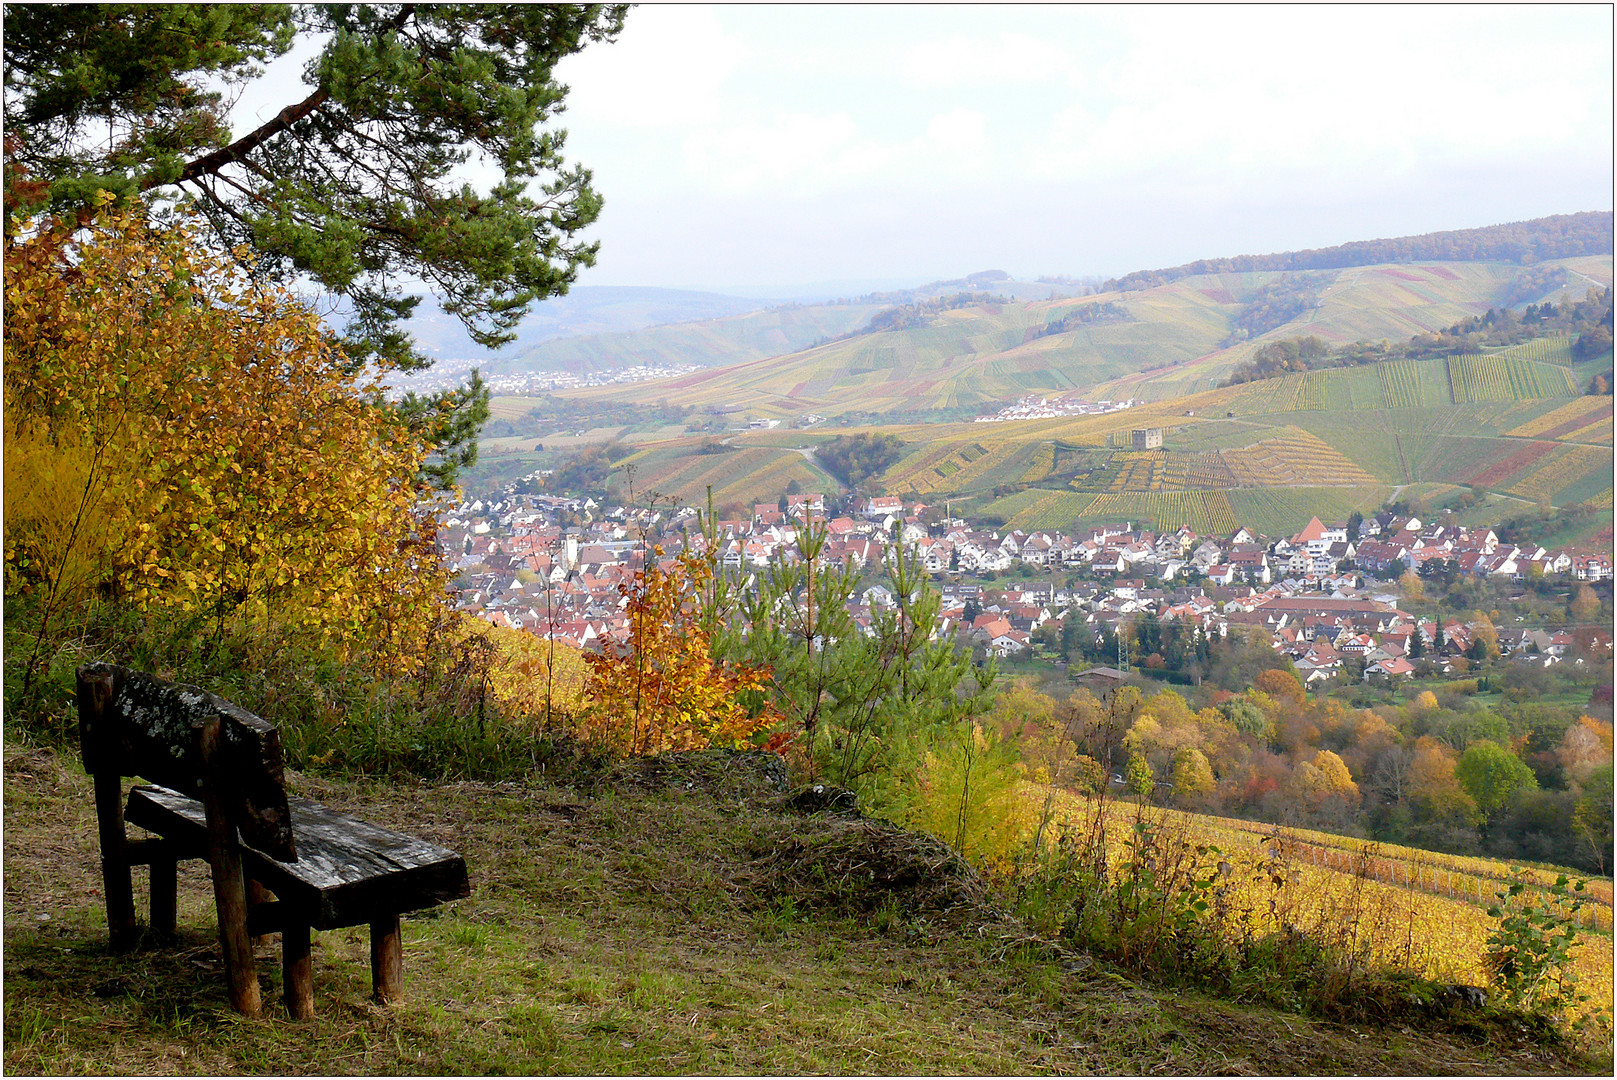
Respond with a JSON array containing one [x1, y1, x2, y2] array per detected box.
[[77, 662, 471, 1019]]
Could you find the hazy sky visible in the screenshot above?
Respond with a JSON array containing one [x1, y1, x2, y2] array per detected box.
[[551, 4, 1612, 293], [238, 4, 1614, 296]]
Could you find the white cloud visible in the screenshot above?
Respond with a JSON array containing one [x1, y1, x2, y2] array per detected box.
[[556, 5, 746, 130], [900, 30, 1072, 88], [926, 108, 988, 155], [556, 5, 1610, 287], [682, 113, 893, 195]]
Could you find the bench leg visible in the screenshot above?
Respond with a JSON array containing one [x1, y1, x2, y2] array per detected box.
[[199, 713, 260, 1017], [247, 880, 275, 946], [149, 857, 177, 940], [92, 772, 138, 950], [371, 916, 402, 1005], [209, 847, 261, 1017], [282, 923, 315, 1020]]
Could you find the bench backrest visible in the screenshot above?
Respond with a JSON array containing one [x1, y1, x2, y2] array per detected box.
[[77, 663, 296, 860]]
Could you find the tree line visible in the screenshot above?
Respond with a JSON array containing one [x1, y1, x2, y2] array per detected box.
[[1104, 211, 1613, 294]]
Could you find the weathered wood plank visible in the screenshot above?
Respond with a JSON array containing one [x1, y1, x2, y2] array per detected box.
[[150, 856, 178, 939], [92, 770, 138, 949], [126, 786, 470, 930], [77, 663, 295, 860]]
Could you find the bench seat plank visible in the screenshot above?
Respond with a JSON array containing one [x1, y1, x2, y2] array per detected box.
[[125, 785, 470, 931]]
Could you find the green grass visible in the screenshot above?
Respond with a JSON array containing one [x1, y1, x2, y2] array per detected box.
[[4, 743, 1599, 1076]]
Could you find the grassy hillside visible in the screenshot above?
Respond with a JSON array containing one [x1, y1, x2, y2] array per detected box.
[[1093, 258, 1613, 402], [553, 256, 1610, 419], [607, 442, 841, 508], [477, 250, 1613, 523], [3, 746, 1602, 1075]]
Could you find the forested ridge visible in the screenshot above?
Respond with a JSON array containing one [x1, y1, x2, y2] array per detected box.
[[1106, 211, 1613, 294]]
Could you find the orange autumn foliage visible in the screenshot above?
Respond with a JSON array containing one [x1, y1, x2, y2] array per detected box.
[[580, 550, 776, 755]]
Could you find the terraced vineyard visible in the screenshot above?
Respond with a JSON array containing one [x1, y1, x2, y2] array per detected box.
[[1490, 334, 1578, 365], [1376, 359, 1452, 409], [1107, 451, 1167, 492], [983, 490, 1240, 534], [1077, 491, 1238, 534], [1508, 443, 1617, 505], [1222, 431, 1377, 487], [1217, 353, 1583, 423], [1506, 396, 1615, 442], [605, 444, 834, 508], [1019, 442, 1057, 484], [1225, 487, 1392, 536], [977, 488, 1088, 528], [1459, 440, 1561, 489], [1447, 354, 1579, 403]]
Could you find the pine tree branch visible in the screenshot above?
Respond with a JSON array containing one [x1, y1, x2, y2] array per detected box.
[[161, 5, 417, 190]]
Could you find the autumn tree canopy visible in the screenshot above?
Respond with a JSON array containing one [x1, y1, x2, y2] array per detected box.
[[4, 204, 450, 677]]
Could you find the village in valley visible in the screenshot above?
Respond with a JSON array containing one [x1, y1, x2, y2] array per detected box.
[[444, 482, 1614, 686]]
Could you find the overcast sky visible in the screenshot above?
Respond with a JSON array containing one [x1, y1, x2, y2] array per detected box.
[[237, 4, 1614, 296], [546, 4, 1612, 294]]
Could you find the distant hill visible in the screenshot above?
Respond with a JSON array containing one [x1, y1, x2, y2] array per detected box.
[[1102, 211, 1614, 294], [405, 286, 778, 363], [488, 301, 891, 375], [483, 273, 1092, 376], [588, 341, 1611, 535], [477, 216, 1613, 526], [560, 254, 1611, 416]]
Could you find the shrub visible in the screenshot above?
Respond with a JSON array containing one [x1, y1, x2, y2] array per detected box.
[[1486, 871, 1609, 1040]]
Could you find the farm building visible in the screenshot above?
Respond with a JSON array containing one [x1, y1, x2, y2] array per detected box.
[[1131, 428, 1163, 450]]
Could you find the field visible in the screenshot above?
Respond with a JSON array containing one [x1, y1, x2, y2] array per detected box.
[[1489, 335, 1578, 365], [980, 489, 1241, 535], [1074, 491, 1238, 534], [472, 261, 1613, 521], [1034, 791, 1613, 1024], [1221, 431, 1377, 487], [1215, 354, 1581, 422], [1508, 443, 1617, 505], [1376, 359, 1453, 409], [552, 255, 1608, 423], [1224, 487, 1394, 536], [1091, 259, 1601, 402]]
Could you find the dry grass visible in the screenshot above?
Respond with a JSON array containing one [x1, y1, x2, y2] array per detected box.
[[3, 741, 1602, 1075]]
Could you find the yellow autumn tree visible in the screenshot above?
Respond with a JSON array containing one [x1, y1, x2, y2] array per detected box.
[[458, 621, 590, 730], [579, 551, 776, 755], [907, 722, 1032, 869], [5, 203, 449, 683]]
